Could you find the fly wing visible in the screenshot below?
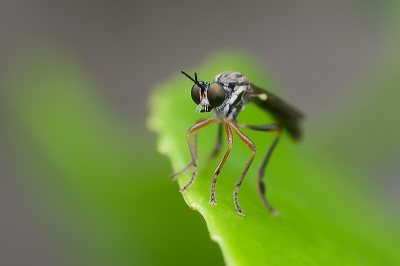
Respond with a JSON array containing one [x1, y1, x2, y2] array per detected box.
[[250, 85, 304, 140]]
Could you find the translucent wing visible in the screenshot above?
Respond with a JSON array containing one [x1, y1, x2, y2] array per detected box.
[[250, 85, 304, 140]]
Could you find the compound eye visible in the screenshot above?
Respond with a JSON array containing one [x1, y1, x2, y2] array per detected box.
[[207, 82, 225, 107], [191, 84, 201, 105]]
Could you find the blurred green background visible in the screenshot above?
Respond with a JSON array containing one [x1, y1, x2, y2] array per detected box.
[[1, 1, 399, 265]]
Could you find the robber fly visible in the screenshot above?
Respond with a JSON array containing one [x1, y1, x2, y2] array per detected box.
[[172, 71, 303, 216]]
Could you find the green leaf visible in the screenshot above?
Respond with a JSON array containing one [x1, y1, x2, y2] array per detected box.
[[4, 48, 224, 265], [148, 51, 400, 265]]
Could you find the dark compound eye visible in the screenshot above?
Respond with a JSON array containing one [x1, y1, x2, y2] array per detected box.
[[191, 84, 201, 105], [207, 82, 225, 107]]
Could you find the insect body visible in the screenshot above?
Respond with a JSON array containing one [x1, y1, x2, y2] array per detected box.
[[172, 71, 303, 216]]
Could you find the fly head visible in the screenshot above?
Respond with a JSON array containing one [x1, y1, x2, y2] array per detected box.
[[182, 71, 227, 113]]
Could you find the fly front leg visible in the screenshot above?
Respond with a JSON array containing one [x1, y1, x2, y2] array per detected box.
[[230, 123, 257, 216], [172, 119, 208, 181], [178, 118, 219, 194], [209, 120, 233, 205], [237, 123, 282, 215], [171, 131, 196, 181]]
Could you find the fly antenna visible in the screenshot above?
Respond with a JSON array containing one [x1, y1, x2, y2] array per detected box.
[[181, 71, 206, 92]]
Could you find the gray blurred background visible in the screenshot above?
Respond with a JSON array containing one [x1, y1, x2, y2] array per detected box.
[[0, 1, 388, 119], [0, 1, 398, 265]]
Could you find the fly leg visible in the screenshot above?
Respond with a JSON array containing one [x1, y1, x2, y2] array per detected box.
[[176, 118, 219, 193], [171, 119, 207, 180], [209, 123, 223, 158], [237, 123, 282, 216], [229, 123, 258, 216], [209, 120, 233, 205], [171, 131, 196, 181]]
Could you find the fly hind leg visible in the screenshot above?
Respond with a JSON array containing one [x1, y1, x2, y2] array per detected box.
[[237, 123, 282, 216]]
